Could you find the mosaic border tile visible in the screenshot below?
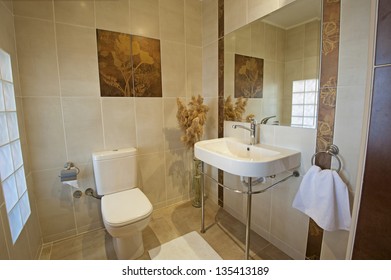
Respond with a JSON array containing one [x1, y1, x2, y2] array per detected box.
[[307, 0, 341, 260]]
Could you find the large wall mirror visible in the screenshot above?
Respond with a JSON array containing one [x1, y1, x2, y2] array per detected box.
[[224, 0, 322, 128]]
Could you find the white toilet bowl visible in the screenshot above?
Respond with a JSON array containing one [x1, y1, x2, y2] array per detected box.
[[92, 148, 153, 260], [101, 188, 153, 259]]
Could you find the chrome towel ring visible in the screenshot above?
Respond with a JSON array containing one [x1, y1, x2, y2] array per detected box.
[[311, 144, 342, 173]]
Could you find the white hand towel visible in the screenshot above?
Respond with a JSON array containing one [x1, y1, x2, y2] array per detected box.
[[292, 165, 351, 231]]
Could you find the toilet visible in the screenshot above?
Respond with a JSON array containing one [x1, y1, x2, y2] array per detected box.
[[92, 148, 153, 260]]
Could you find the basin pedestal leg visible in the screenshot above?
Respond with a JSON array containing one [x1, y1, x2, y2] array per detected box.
[[201, 161, 205, 233], [245, 177, 252, 260]]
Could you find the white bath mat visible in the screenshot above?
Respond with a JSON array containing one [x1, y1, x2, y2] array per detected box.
[[148, 231, 222, 260]]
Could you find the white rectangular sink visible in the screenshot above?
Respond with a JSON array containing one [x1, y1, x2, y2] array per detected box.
[[194, 137, 300, 177]]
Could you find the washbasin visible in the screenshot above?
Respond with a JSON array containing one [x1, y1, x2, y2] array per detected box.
[[194, 137, 300, 177]]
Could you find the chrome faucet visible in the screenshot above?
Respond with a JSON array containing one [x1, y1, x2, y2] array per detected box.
[[232, 118, 259, 145], [260, 115, 276, 124]]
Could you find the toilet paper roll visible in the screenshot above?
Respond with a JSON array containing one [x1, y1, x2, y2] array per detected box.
[[62, 180, 79, 189]]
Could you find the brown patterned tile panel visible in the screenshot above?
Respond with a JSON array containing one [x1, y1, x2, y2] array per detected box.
[[320, 0, 340, 87], [218, 0, 225, 206], [218, 0, 224, 39], [375, 0, 391, 65], [308, 0, 341, 260]]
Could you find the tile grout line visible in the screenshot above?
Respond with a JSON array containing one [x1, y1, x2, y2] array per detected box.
[[51, 0, 79, 236]]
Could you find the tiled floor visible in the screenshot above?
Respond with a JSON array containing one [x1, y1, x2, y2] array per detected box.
[[39, 200, 291, 260]]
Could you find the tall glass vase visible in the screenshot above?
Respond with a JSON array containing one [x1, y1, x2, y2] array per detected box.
[[192, 157, 202, 208]]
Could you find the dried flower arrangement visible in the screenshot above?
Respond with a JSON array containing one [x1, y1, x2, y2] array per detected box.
[[224, 95, 254, 122], [176, 95, 209, 150]]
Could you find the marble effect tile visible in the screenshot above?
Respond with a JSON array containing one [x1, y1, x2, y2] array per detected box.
[[42, 200, 291, 260]]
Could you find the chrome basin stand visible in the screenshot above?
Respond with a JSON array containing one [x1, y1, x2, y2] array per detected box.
[[244, 177, 252, 259], [200, 161, 299, 260]]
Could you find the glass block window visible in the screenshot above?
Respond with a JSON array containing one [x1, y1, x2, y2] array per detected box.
[[291, 79, 319, 128], [0, 49, 31, 244]]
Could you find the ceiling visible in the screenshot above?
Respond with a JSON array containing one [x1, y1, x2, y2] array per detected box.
[[262, 0, 322, 29]]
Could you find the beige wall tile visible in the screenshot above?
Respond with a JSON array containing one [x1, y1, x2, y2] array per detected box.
[[49, 229, 111, 259], [235, 24, 252, 55], [246, 98, 264, 120], [334, 87, 367, 188], [251, 185, 272, 231], [276, 61, 285, 97], [202, 0, 217, 46], [264, 23, 277, 61], [56, 24, 99, 97], [54, 0, 95, 27], [186, 45, 202, 97], [276, 27, 286, 62], [137, 152, 166, 207], [129, 0, 160, 39], [279, 0, 296, 7], [224, 0, 247, 35], [39, 244, 52, 260], [248, 0, 279, 24], [270, 178, 309, 256], [159, 0, 185, 43], [0, 3, 15, 57], [202, 41, 218, 97], [25, 174, 42, 259], [251, 20, 265, 59], [15, 97, 31, 176], [163, 98, 184, 151], [0, 181, 4, 206], [322, 0, 373, 260], [0, 206, 32, 259], [62, 98, 104, 164], [224, 32, 235, 53], [285, 25, 305, 62], [32, 168, 76, 242], [224, 51, 234, 98], [223, 173, 245, 219], [303, 57, 319, 79], [0, 3, 22, 101], [304, 20, 321, 58], [263, 60, 276, 99], [0, 202, 32, 260], [284, 60, 303, 89], [185, 0, 202, 47], [161, 40, 186, 98], [73, 163, 103, 233], [165, 149, 190, 202], [203, 97, 218, 140], [15, 17, 60, 97], [0, 207, 10, 259], [13, 0, 53, 21], [135, 98, 164, 155], [101, 97, 137, 150], [23, 97, 67, 171], [1, 0, 13, 13], [338, 0, 372, 88], [95, 0, 130, 34], [0, 0, 42, 260]]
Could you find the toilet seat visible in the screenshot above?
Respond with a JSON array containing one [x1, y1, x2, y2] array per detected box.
[[102, 188, 153, 227]]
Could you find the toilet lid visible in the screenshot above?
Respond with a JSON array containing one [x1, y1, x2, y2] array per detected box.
[[101, 188, 153, 227]]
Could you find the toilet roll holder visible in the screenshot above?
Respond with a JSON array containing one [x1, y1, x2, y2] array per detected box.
[[59, 162, 80, 182]]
